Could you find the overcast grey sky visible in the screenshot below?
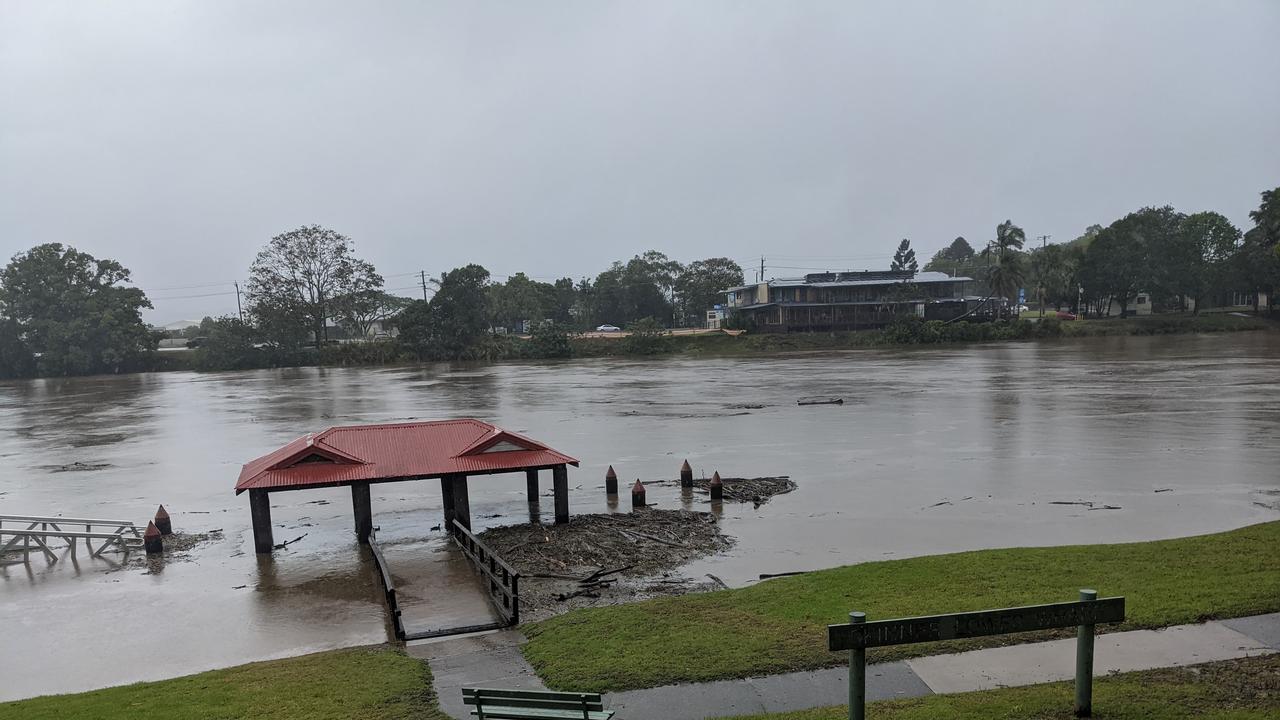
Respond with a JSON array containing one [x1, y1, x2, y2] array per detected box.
[[2, 1, 1278, 322]]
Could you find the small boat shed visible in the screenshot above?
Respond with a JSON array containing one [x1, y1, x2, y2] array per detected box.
[[235, 419, 579, 553]]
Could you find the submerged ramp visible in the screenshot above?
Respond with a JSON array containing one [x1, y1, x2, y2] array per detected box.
[[367, 528, 512, 641]]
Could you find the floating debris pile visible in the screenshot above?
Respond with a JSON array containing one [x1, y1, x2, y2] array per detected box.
[[476, 510, 734, 619], [692, 475, 796, 507]]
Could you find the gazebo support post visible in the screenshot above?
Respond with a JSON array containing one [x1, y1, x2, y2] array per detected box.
[[440, 476, 456, 531], [448, 473, 471, 530], [526, 468, 539, 504], [553, 464, 569, 525], [249, 489, 274, 554], [351, 482, 372, 543]]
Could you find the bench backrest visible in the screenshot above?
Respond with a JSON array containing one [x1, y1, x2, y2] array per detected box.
[[462, 687, 605, 712]]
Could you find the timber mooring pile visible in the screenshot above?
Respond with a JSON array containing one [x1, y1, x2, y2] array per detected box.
[[692, 476, 796, 507], [476, 510, 735, 619]]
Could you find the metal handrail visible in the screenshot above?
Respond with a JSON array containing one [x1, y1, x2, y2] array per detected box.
[[450, 520, 521, 625], [366, 528, 406, 641], [0, 514, 141, 527]]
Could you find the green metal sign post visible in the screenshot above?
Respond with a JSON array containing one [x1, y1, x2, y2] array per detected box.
[[829, 591, 1124, 720]]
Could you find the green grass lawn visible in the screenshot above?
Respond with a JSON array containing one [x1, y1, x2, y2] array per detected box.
[[522, 521, 1280, 693], [731, 654, 1280, 720], [0, 646, 446, 720]]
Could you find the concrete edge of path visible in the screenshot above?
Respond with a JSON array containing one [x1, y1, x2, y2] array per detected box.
[[412, 613, 1280, 720], [907, 618, 1278, 695]]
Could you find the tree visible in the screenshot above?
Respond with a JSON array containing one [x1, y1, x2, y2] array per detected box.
[[399, 264, 492, 359], [890, 239, 919, 273], [985, 252, 1026, 304], [190, 316, 265, 371], [528, 322, 572, 358], [983, 220, 1027, 263], [1173, 212, 1240, 313], [0, 317, 35, 378], [489, 273, 550, 333], [589, 252, 678, 328], [334, 290, 412, 338], [924, 237, 978, 278], [1248, 187, 1280, 249], [0, 243, 157, 376], [673, 258, 744, 327], [945, 237, 975, 261], [246, 225, 383, 348], [622, 317, 672, 355]]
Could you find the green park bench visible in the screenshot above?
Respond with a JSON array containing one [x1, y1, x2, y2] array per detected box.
[[461, 687, 614, 720]]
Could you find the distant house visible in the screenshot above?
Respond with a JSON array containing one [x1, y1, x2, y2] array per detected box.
[[1102, 292, 1153, 317], [723, 271, 975, 332]]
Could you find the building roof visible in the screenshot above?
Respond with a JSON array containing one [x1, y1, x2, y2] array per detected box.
[[725, 271, 970, 293], [235, 419, 579, 494]]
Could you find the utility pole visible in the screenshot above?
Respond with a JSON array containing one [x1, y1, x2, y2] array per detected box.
[[759, 256, 765, 284], [420, 270, 428, 301], [1037, 235, 1051, 318], [234, 282, 243, 321]]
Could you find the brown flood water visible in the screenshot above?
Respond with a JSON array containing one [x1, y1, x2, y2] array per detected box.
[[1, 333, 1278, 701]]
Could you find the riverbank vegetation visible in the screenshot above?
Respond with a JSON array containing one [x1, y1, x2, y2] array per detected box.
[[737, 655, 1280, 720], [2, 187, 1277, 378], [521, 520, 1280, 692], [0, 646, 444, 720]]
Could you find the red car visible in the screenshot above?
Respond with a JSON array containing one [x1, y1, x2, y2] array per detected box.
[[1055, 311, 1078, 321]]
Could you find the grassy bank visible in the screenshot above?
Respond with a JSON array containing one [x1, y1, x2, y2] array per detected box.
[[733, 655, 1280, 720], [0, 647, 445, 720], [571, 312, 1272, 357], [522, 520, 1280, 693]]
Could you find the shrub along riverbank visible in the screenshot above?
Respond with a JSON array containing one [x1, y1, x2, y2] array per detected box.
[[167, 312, 1273, 372], [0, 647, 445, 720], [520, 520, 1280, 693]]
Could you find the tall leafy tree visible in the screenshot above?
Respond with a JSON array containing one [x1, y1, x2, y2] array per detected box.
[[1173, 212, 1240, 313], [1079, 207, 1181, 317], [674, 258, 744, 326], [0, 243, 157, 376], [924, 237, 977, 278], [400, 264, 492, 359], [890, 239, 919, 273], [334, 290, 413, 338], [246, 225, 383, 348]]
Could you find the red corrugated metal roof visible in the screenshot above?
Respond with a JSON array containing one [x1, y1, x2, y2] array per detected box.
[[235, 419, 579, 494]]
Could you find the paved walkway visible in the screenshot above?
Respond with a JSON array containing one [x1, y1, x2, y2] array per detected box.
[[407, 613, 1280, 720]]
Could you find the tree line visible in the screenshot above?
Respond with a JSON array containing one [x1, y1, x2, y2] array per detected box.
[[0, 225, 747, 375], [1, 186, 1275, 377], [920, 188, 1280, 317]]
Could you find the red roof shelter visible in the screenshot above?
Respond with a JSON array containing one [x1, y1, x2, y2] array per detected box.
[[236, 419, 579, 554]]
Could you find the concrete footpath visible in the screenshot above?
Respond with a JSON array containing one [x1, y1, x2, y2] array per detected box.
[[407, 613, 1280, 720]]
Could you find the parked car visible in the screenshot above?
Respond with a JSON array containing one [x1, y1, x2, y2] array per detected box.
[[185, 336, 208, 348], [1055, 311, 1078, 321], [595, 324, 621, 332]]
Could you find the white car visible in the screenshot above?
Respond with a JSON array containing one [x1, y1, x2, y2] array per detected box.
[[595, 324, 621, 332]]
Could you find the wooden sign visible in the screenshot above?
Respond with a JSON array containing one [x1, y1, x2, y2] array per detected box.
[[828, 597, 1125, 651]]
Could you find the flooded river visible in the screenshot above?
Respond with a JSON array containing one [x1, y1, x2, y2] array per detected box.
[[2, 333, 1278, 700]]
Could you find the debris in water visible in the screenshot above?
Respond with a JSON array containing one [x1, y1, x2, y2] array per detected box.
[[476, 510, 734, 619], [798, 397, 843, 406], [46, 461, 112, 473], [1154, 488, 1173, 493], [691, 476, 796, 507], [273, 533, 307, 549]]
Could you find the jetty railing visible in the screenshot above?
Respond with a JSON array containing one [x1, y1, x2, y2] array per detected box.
[[0, 514, 143, 562], [450, 519, 521, 626], [366, 527, 406, 641]]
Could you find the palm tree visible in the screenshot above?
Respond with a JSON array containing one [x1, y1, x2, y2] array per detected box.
[[982, 220, 1027, 263], [987, 253, 1026, 303]]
